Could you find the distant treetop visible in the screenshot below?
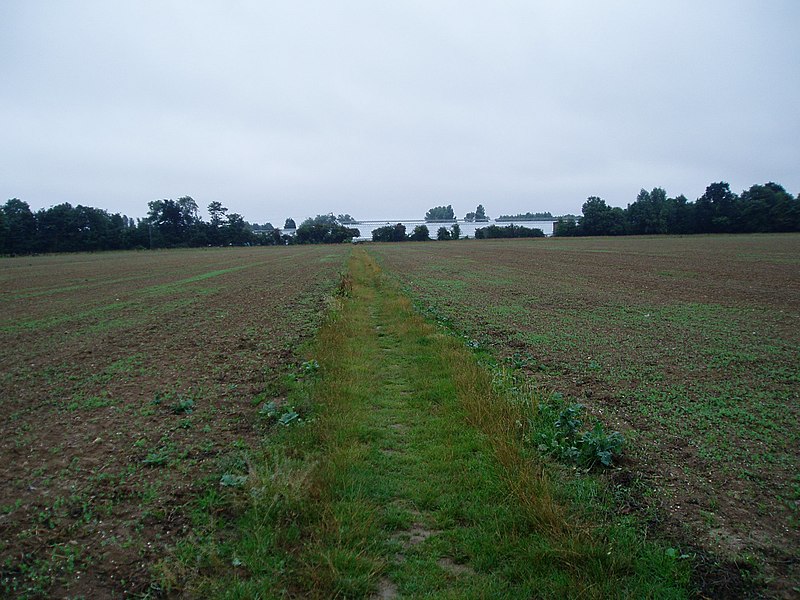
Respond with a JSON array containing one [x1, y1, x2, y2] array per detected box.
[[425, 205, 455, 221], [497, 211, 553, 221], [465, 204, 489, 222]]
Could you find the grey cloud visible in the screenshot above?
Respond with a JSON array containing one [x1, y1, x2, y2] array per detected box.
[[1, 1, 798, 224]]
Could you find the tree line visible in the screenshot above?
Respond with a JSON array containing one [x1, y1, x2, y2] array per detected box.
[[370, 221, 544, 242], [0, 196, 343, 254], [5, 180, 797, 254], [554, 182, 799, 237], [425, 204, 490, 222], [496, 211, 553, 221], [372, 223, 461, 242]]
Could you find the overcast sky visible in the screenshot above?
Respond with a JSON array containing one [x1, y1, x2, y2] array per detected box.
[[2, 1, 798, 224]]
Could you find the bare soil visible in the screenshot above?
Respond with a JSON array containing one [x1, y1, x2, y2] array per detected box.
[[0, 246, 348, 598]]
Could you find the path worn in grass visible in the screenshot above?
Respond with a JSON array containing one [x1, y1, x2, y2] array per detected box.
[[195, 249, 688, 598]]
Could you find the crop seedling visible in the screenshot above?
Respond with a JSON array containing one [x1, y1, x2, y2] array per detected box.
[[170, 396, 195, 415], [143, 447, 171, 466]]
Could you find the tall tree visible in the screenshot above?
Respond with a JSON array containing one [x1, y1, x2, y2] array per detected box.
[[698, 182, 737, 233], [177, 196, 199, 227], [739, 182, 798, 232], [627, 188, 667, 234], [226, 213, 249, 245], [207, 201, 228, 244], [0, 205, 9, 252], [2, 198, 36, 254], [580, 197, 626, 236], [475, 204, 488, 221], [207, 201, 228, 227], [36, 203, 79, 252]]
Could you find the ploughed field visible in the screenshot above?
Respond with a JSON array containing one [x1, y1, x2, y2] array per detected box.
[[1, 235, 798, 598], [370, 234, 800, 594], [0, 246, 349, 597]]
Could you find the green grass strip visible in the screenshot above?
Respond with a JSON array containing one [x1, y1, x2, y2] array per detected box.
[[175, 248, 690, 598]]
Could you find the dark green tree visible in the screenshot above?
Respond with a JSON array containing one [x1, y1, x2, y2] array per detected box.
[[553, 217, 578, 236], [425, 205, 455, 221], [475, 204, 488, 221], [739, 182, 798, 232], [698, 182, 737, 232], [284, 218, 296, 229], [475, 224, 544, 239], [73, 205, 114, 251], [663, 195, 696, 234], [409, 224, 431, 241], [451, 223, 461, 239], [627, 188, 667, 234], [372, 223, 407, 242], [225, 213, 249, 244], [147, 199, 182, 247], [296, 215, 359, 244], [436, 226, 451, 240], [270, 229, 284, 245], [208, 201, 227, 226], [0, 206, 8, 252], [206, 201, 228, 245], [581, 197, 626, 236], [36, 203, 79, 252], [177, 196, 199, 226], [2, 198, 36, 254]]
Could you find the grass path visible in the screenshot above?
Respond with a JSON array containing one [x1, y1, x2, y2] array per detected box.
[[193, 249, 688, 598]]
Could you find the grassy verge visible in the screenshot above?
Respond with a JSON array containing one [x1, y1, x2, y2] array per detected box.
[[177, 248, 690, 598]]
